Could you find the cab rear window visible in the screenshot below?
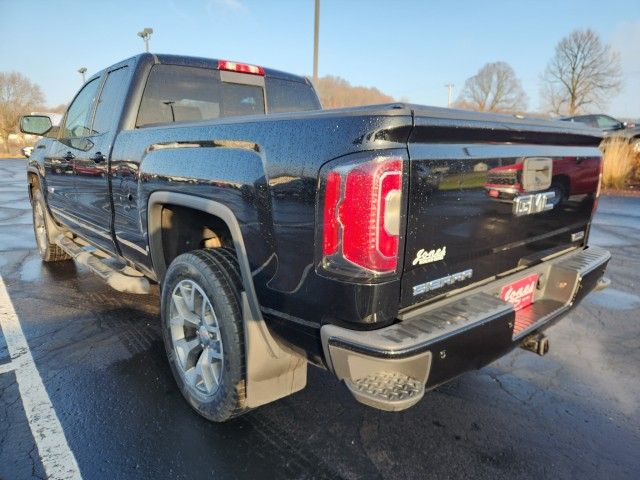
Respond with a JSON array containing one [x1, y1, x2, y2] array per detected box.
[[265, 77, 321, 113], [136, 65, 265, 127]]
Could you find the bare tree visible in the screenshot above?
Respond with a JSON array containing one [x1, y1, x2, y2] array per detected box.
[[455, 62, 528, 112], [0, 71, 45, 152], [49, 103, 68, 114], [541, 29, 622, 115]]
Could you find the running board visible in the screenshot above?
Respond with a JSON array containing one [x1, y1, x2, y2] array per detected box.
[[55, 235, 150, 294]]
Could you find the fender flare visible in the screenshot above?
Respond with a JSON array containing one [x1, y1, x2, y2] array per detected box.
[[26, 166, 43, 203], [147, 191, 262, 321]]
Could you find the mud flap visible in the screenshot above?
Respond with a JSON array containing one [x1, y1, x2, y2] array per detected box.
[[241, 292, 307, 408]]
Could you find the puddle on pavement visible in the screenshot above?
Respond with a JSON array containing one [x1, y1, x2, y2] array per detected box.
[[20, 255, 45, 282]]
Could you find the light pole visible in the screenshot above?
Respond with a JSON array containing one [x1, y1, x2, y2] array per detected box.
[[313, 0, 319, 84], [445, 83, 454, 108], [137, 27, 154, 52], [78, 67, 87, 83]]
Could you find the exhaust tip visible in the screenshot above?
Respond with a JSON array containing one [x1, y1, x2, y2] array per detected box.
[[520, 332, 549, 356]]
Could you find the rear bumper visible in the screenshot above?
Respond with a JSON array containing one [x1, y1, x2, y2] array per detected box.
[[320, 245, 610, 411]]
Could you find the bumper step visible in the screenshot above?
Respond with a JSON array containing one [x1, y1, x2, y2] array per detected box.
[[346, 372, 424, 411]]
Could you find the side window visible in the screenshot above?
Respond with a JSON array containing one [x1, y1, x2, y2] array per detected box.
[[585, 116, 599, 127], [61, 78, 101, 138], [136, 65, 265, 128], [596, 116, 620, 129], [93, 66, 130, 135]]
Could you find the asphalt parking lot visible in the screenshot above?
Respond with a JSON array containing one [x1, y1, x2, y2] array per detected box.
[[0, 157, 639, 480]]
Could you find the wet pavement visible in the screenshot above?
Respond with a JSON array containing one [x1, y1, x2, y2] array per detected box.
[[0, 158, 639, 480]]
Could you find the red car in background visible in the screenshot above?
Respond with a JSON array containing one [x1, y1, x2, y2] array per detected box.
[[485, 156, 600, 204]]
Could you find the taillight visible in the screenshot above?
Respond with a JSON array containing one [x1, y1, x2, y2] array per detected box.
[[218, 60, 265, 76], [322, 171, 341, 256], [321, 155, 403, 277]]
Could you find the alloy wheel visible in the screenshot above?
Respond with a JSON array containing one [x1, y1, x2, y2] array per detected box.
[[169, 279, 224, 397]]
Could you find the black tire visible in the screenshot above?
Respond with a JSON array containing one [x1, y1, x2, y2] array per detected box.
[[550, 181, 568, 207], [161, 248, 248, 422], [31, 189, 71, 262]]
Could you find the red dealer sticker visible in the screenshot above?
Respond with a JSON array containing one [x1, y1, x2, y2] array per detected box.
[[500, 273, 538, 311]]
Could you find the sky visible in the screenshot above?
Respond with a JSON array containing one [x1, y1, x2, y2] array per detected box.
[[1, 0, 639, 118]]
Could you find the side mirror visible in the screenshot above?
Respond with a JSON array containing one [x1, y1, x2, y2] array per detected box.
[[20, 115, 53, 136], [621, 121, 628, 129]]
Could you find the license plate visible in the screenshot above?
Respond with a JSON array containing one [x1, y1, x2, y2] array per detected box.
[[500, 273, 538, 311]]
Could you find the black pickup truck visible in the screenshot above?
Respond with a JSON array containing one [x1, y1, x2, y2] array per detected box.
[[21, 53, 610, 421]]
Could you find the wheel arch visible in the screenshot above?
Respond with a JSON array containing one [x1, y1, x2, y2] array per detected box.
[[26, 167, 42, 203], [552, 173, 571, 193], [147, 191, 262, 321]]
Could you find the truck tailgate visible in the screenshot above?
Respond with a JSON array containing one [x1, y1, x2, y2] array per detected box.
[[401, 110, 602, 309]]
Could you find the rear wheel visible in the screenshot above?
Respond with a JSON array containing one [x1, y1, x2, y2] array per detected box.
[[549, 180, 568, 208], [31, 189, 70, 262], [161, 248, 248, 422]]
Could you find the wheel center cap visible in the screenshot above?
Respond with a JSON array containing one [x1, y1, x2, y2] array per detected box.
[[198, 326, 210, 346]]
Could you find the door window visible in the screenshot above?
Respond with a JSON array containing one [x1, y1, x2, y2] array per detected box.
[[93, 66, 130, 135], [60, 78, 101, 138], [580, 116, 598, 127]]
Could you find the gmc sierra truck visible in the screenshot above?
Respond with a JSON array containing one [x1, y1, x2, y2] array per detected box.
[[21, 53, 610, 422]]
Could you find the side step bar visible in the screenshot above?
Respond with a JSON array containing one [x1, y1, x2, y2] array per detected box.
[[55, 235, 150, 294]]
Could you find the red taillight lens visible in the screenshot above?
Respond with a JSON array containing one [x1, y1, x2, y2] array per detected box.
[[321, 156, 403, 275], [218, 60, 265, 76], [322, 171, 341, 256]]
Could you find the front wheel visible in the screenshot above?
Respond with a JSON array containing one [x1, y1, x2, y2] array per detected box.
[[31, 189, 70, 262], [160, 249, 248, 422]]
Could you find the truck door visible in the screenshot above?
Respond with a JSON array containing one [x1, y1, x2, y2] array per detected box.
[[44, 77, 101, 215], [70, 65, 131, 253]]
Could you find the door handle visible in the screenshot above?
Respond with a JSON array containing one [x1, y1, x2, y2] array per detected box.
[[63, 151, 75, 161], [92, 152, 106, 163]]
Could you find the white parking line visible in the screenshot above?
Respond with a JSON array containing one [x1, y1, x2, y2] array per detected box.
[[0, 274, 82, 480]]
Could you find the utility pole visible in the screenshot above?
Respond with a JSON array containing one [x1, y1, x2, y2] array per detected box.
[[78, 67, 87, 83], [137, 27, 154, 52], [313, 0, 320, 84], [445, 84, 454, 108]]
